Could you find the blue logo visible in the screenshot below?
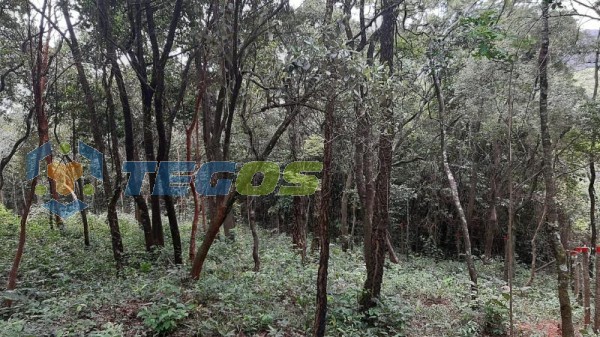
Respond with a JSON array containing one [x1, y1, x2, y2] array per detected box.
[[26, 141, 103, 219]]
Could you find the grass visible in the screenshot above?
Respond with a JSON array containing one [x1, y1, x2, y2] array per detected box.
[[0, 205, 588, 336]]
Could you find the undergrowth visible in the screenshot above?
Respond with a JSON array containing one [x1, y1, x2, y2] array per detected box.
[[0, 205, 584, 336]]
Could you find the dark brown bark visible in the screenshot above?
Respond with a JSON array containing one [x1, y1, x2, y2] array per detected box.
[[313, 94, 335, 337], [290, 113, 307, 261], [187, 95, 202, 260], [6, 4, 52, 305], [145, 0, 185, 264], [4, 178, 36, 307], [126, 0, 164, 247], [248, 197, 260, 272], [33, 1, 62, 230], [97, 0, 154, 251], [72, 115, 90, 247], [190, 93, 306, 279], [354, 106, 375, 278], [360, 0, 397, 310], [538, 2, 575, 335], [62, 0, 123, 267]]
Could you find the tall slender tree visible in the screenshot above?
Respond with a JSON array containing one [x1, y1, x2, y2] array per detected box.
[[538, 1, 574, 335]]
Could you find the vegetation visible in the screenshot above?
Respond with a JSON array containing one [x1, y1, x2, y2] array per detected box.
[[0, 0, 599, 335], [0, 207, 578, 336]]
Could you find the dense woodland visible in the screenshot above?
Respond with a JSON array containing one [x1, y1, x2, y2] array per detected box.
[[0, 0, 599, 335]]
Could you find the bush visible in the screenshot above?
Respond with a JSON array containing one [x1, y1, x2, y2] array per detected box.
[[138, 298, 191, 335], [483, 295, 508, 336]]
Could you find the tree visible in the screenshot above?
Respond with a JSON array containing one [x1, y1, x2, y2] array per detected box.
[[538, 1, 575, 335]]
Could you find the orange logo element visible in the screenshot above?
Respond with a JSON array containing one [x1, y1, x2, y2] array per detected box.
[[48, 162, 83, 196]]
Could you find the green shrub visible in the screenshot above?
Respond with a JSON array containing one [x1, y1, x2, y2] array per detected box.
[[138, 298, 191, 335], [483, 295, 508, 336]]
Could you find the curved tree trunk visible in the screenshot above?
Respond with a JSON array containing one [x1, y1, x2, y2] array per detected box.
[[4, 178, 36, 307], [432, 67, 478, 299]]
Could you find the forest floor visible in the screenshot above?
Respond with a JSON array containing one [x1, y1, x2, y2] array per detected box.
[[0, 206, 588, 336]]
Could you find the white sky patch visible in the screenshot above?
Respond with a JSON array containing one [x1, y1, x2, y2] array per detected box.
[[289, 0, 303, 9], [567, 0, 599, 29]]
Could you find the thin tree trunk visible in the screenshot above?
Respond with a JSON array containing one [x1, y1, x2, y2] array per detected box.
[[313, 93, 334, 337], [3, 178, 36, 307], [538, 3, 575, 334], [486, 141, 500, 262], [386, 231, 399, 264], [595, 245, 600, 332], [360, 0, 397, 309], [584, 249, 591, 326], [526, 201, 547, 286], [248, 197, 260, 272], [62, 0, 123, 267], [72, 116, 90, 247], [187, 64, 205, 261], [575, 257, 582, 303], [97, 0, 154, 251], [340, 170, 353, 252], [432, 68, 478, 299], [592, 27, 600, 334]]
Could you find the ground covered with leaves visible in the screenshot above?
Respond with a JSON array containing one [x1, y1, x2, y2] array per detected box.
[[0, 206, 585, 336]]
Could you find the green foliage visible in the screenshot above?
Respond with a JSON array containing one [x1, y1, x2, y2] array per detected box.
[[0, 319, 26, 337], [302, 134, 325, 158], [483, 295, 509, 335], [138, 298, 191, 335], [459, 10, 514, 62], [88, 323, 124, 337], [0, 209, 575, 336], [458, 320, 481, 337]]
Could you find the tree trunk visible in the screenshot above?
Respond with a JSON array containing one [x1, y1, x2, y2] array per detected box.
[[593, 27, 600, 334], [4, 179, 36, 307], [360, 0, 397, 310], [340, 170, 353, 252], [293, 196, 307, 261], [248, 197, 260, 272], [313, 93, 334, 337], [584, 249, 591, 327], [526, 201, 546, 287], [432, 68, 478, 299], [187, 63, 205, 261], [290, 114, 307, 260], [62, 0, 123, 268], [538, 2, 575, 335], [72, 116, 89, 247], [97, 0, 154, 251]]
